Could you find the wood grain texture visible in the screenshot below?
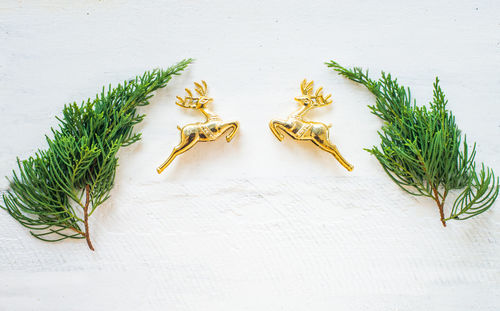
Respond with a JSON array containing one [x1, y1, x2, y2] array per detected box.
[[0, 0, 499, 310]]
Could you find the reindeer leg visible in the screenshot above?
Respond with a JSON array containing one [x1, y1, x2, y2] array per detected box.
[[269, 120, 286, 141], [223, 121, 240, 142], [313, 139, 354, 171], [157, 137, 199, 174]]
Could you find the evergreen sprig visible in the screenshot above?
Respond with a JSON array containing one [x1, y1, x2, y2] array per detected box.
[[1, 58, 192, 250], [327, 60, 498, 226]]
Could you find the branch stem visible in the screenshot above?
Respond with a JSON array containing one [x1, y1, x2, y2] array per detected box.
[[83, 184, 94, 251], [432, 187, 446, 227], [70, 226, 85, 236]]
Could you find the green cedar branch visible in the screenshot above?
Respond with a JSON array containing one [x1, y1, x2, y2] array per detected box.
[[326, 60, 499, 226], [1, 58, 193, 250]]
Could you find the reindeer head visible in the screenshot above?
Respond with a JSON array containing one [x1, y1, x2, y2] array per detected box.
[[295, 79, 333, 108], [176, 80, 213, 110]]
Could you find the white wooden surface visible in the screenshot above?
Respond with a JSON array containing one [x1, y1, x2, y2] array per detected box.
[[1, 1, 499, 310]]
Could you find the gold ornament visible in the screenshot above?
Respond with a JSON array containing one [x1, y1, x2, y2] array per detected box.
[[157, 81, 239, 174], [269, 79, 353, 171]]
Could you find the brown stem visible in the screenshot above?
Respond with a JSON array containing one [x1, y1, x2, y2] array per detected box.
[[438, 201, 446, 227], [70, 226, 85, 236], [83, 184, 95, 251], [432, 187, 446, 227]]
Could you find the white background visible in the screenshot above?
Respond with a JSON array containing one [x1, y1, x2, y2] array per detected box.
[[1, 1, 499, 310]]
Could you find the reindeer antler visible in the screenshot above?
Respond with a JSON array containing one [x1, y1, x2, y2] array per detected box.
[[313, 86, 333, 107], [193, 80, 208, 96], [300, 79, 314, 96], [175, 81, 210, 109], [175, 87, 197, 109]]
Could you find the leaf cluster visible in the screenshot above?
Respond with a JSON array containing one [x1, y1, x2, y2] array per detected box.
[[327, 60, 498, 225], [2, 59, 192, 249]]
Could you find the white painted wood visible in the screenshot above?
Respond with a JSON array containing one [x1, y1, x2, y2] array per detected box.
[[1, 0, 499, 310]]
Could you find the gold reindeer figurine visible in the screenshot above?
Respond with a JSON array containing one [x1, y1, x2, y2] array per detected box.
[[269, 79, 353, 171], [157, 81, 239, 174]]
